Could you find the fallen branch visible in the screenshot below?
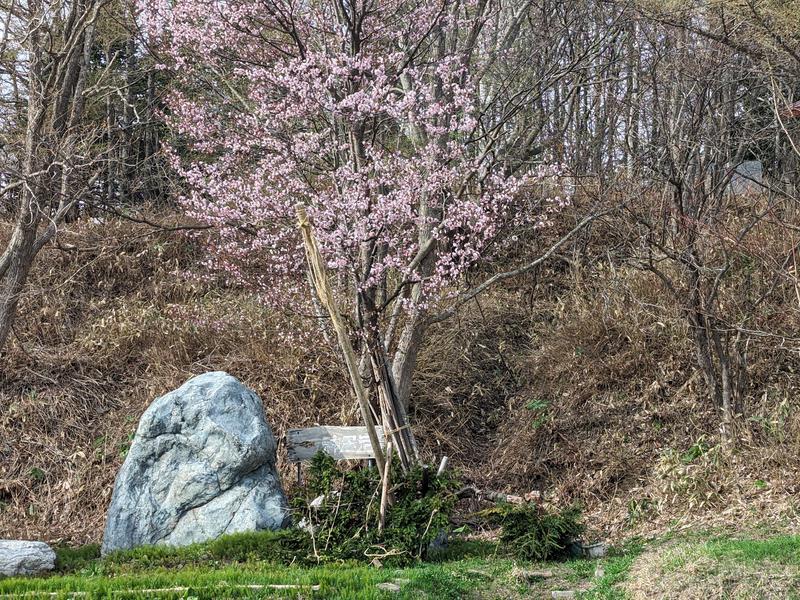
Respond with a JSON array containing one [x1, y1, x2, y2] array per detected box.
[[456, 485, 530, 505]]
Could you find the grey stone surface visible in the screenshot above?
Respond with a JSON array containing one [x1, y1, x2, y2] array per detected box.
[[571, 540, 608, 559], [101, 372, 289, 555], [0, 540, 56, 576]]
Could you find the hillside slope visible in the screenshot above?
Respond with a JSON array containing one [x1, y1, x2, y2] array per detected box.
[[1, 216, 799, 544]]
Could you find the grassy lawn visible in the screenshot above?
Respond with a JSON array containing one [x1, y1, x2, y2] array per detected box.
[[2, 533, 798, 598], [0, 556, 589, 599], [0, 535, 634, 599]]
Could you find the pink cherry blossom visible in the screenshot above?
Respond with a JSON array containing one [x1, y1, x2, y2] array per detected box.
[[140, 0, 568, 333]]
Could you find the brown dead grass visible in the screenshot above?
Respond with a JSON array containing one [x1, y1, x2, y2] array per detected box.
[[414, 221, 800, 542], [0, 218, 352, 543], [2, 206, 800, 545]]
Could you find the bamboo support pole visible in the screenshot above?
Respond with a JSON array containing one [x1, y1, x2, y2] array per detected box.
[[371, 336, 419, 468], [371, 351, 411, 471], [295, 203, 386, 474]]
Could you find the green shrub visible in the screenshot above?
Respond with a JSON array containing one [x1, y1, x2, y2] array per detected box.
[[55, 455, 461, 575], [295, 452, 460, 565], [481, 503, 584, 561], [204, 529, 311, 563]]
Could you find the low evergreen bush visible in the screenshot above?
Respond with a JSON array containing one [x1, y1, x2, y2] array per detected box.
[[53, 457, 585, 575], [481, 503, 584, 561], [295, 452, 461, 565]]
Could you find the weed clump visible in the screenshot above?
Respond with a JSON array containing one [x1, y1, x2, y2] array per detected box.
[[54, 544, 101, 572]]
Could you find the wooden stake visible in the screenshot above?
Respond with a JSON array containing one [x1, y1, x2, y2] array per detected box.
[[378, 440, 393, 534], [295, 203, 386, 474]]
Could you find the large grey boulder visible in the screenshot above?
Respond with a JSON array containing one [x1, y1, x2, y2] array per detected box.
[[101, 372, 290, 555], [0, 540, 56, 577]]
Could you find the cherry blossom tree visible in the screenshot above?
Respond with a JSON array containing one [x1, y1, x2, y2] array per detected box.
[[142, 0, 590, 414]]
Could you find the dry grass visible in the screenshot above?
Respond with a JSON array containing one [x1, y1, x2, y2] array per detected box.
[[2, 204, 800, 545], [627, 537, 800, 599], [0, 218, 351, 544], [413, 217, 800, 541]]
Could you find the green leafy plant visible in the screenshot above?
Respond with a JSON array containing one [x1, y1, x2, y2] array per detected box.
[[28, 467, 46, 482], [55, 544, 101, 573], [525, 398, 551, 429], [681, 437, 710, 464], [117, 432, 135, 459], [525, 398, 549, 412]]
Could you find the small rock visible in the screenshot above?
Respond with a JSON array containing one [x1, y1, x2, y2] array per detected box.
[[377, 582, 401, 592], [570, 540, 608, 559], [551, 592, 576, 599], [585, 542, 608, 559], [0, 540, 56, 576], [513, 567, 554, 581]]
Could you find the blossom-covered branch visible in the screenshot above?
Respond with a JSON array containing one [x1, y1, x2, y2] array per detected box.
[[143, 0, 574, 409]]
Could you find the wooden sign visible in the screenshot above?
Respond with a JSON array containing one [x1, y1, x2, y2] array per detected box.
[[286, 426, 386, 463]]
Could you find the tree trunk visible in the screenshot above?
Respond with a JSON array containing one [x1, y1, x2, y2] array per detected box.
[[0, 0, 99, 357], [0, 209, 38, 353], [391, 313, 427, 412]]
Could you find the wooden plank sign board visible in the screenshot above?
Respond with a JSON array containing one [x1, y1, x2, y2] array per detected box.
[[286, 426, 386, 462]]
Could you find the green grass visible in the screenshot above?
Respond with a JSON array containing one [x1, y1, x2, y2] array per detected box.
[[703, 535, 800, 565], [0, 553, 536, 599], [11, 531, 797, 599], [579, 540, 644, 599], [55, 544, 102, 573], [657, 533, 800, 575], [618, 533, 800, 600], [1, 560, 489, 599], [0, 532, 620, 599]]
